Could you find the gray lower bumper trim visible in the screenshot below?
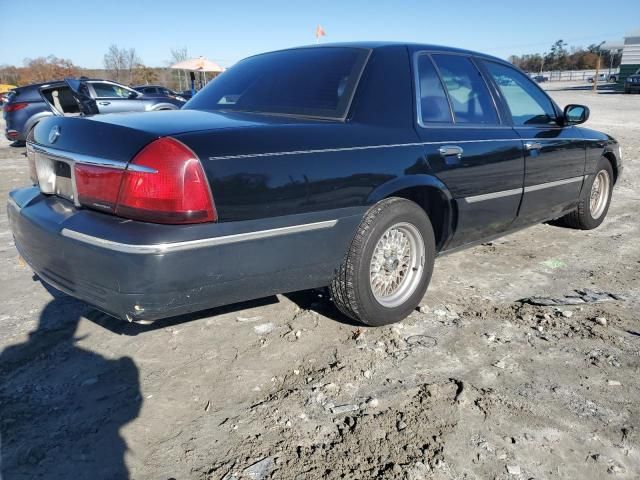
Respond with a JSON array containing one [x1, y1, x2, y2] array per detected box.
[[7, 196, 21, 212], [60, 219, 338, 254]]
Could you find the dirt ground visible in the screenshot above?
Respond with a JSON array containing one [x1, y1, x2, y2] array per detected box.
[[0, 85, 639, 480]]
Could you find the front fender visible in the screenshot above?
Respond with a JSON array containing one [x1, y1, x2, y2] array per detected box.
[[578, 128, 622, 182], [148, 103, 179, 111], [366, 174, 453, 205], [602, 142, 623, 182]]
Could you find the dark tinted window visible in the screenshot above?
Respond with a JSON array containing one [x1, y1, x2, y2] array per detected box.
[[417, 55, 452, 124], [185, 47, 369, 118], [432, 54, 499, 125], [484, 61, 557, 125]]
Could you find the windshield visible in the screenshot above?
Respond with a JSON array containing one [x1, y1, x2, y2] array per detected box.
[[185, 47, 370, 119]]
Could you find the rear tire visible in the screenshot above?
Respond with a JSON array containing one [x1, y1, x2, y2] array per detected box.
[[330, 198, 435, 326], [554, 157, 613, 230]]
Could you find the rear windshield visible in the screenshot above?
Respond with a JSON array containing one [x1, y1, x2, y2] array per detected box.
[[185, 47, 370, 119]]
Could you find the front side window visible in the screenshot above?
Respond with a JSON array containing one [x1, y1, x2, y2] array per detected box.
[[185, 47, 370, 119], [431, 54, 499, 125], [484, 61, 557, 126], [416, 55, 453, 124], [92, 83, 132, 98]]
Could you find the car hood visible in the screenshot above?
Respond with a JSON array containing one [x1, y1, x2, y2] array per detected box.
[[84, 109, 332, 137]]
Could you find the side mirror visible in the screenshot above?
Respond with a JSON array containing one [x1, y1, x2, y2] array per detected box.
[[128, 91, 139, 99], [564, 104, 589, 125]]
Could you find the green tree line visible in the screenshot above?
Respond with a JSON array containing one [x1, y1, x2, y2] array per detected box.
[[509, 40, 621, 72]]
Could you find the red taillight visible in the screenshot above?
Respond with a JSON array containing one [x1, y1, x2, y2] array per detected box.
[[3, 102, 28, 112], [75, 164, 123, 213], [73, 137, 216, 224]]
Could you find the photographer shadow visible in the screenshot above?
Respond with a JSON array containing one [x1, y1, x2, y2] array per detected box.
[[0, 293, 141, 479]]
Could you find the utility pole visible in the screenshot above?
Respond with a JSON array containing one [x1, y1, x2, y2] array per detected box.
[[593, 51, 601, 93]]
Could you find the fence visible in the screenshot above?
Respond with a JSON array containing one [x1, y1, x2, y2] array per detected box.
[[536, 68, 620, 82]]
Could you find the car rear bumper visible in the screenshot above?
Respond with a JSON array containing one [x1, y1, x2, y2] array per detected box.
[[8, 187, 363, 322], [5, 129, 20, 141], [624, 84, 640, 92]]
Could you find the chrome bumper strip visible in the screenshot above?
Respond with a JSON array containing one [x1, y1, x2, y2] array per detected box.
[[30, 143, 156, 173], [61, 219, 338, 254]]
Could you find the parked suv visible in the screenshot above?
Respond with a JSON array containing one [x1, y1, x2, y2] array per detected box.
[[3, 78, 184, 144], [9, 43, 622, 326], [624, 68, 640, 93]]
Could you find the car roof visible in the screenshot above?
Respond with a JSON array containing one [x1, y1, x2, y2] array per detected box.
[[133, 84, 166, 88], [254, 41, 509, 65], [14, 81, 64, 92]]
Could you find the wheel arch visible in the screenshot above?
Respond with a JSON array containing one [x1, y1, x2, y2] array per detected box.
[[601, 150, 619, 184], [23, 111, 54, 139], [367, 175, 455, 251], [149, 103, 179, 111]]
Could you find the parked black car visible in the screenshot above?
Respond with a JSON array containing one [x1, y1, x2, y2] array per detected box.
[[624, 68, 640, 93], [3, 78, 185, 144], [132, 84, 188, 102], [9, 43, 622, 326]]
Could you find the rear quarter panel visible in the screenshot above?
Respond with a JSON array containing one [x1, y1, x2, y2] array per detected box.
[[177, 123, 427, 222], [5, 102, 52, 139]]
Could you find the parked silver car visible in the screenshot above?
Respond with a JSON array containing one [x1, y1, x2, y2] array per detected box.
[[3, 78, 185, 144]]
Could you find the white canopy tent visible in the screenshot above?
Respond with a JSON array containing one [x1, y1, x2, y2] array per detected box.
[[170, 56, 225, 93]]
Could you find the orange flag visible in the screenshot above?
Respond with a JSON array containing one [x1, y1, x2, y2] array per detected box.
[[316, 24, 326, 41]]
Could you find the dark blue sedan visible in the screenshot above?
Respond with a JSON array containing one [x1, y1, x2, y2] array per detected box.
[[8, 42, 622, 326]]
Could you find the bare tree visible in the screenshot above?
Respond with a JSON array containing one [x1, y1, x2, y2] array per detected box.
[[169, 47, 189, 91], [125, 48, 141, 84], [0, 64, 21, 85], [104, 45, 142, 84], [104, 44, 125, 82], [20, 56, 79, 84]]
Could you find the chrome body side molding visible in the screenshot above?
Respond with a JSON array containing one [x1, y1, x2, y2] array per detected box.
[[61, 219, 338, 254]]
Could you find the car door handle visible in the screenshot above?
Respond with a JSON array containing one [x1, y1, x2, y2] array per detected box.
[[98, 101, 111, 106], [438, 145, 464, 158], [524, 141, 542, 151]]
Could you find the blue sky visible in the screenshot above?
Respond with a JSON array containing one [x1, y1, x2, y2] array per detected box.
[[1, 0, 638, 68]]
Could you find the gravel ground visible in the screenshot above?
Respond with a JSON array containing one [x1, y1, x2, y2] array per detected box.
[[0, 87, 639, 480]]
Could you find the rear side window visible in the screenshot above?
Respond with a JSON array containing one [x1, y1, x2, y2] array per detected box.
[[185, 47, 369, 119], [92, 83, 131, 98], [431, 54, 499, 125], [416, 55, 453, 124], [483, 61, 557, 126]]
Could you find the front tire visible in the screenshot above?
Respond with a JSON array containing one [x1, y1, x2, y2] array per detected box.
[[555, 157, 614, 230], [330, 198, 436, 326]]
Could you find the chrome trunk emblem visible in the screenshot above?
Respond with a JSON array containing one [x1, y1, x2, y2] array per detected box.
[[48, 125, 61, 144]]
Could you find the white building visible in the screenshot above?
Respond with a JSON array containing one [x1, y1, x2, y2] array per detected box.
[[613, 29, 640, 84]]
